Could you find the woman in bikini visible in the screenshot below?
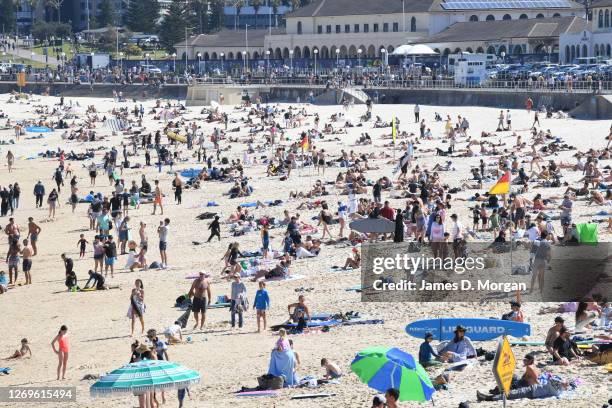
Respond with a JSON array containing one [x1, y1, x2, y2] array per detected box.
[[129, 279, 146, 337], [51, 325, 69, 380]]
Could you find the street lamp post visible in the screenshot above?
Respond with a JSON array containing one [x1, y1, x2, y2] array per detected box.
[[380, 48, 386, 74], [265, 50, 270, 74], [119, 52, 124, 72], [196, 52, 201, 75], [402, 0, 406, 33], [242, 50, 247, 73], [501, 51, 506, 64], [220, 52, 224, 74], [313, 48, 318, 76], [336, 48, 340, 68], [357, 48, 362, 68], [172, 52, 176, 73], [289, 49, 294, 74], [60, 51, 65, 67], [90, 51, 94, 70]]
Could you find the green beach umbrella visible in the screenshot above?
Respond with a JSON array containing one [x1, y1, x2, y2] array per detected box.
[[351, 346, 435, 402], [90, 360, 200, 397]]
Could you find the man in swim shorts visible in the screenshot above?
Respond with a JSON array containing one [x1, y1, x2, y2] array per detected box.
[[6, 239, 21, 284], [27, 217, 41, 256], [188, 271, 211, 330], [157, 218, 169, 268], [21, 239, 33, 285]]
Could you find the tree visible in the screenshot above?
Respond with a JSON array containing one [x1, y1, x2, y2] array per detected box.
[[271, 0, 280, 27], [158, 0, 193, 52], [31, 21, 71, 40], [127, 0, 160, 33], [251, 0, 262, 28], [98, 0, 117, 27], [46, 0, 64, 23], [234, 0, 244, 29], [0, 0, 16, 34]]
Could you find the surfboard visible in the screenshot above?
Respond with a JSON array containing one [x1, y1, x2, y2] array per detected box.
[[236, 390, 279, 397], [406, 318, 531, 341], [291, 393, 335, 399], [166, 131, 187, 143]]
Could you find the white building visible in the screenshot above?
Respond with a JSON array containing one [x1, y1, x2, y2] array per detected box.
[[560, 0, 612, 62], [177, 0, 585, 61]]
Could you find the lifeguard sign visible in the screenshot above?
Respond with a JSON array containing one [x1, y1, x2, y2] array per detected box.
[[492, 335, 516, 404]]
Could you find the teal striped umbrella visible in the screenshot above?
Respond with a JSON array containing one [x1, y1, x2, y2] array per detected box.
[[90, 360, 200, 397], [351, 346, 434, 402]]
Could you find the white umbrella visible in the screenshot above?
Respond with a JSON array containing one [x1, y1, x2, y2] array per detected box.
[[405, 44, 438, 55], [392, 45, 414, 56]]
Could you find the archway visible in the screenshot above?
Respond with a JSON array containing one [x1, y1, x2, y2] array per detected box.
[[443, 48, 451, 55], [348, 45, 357, 57], [599, 10, 604, 28], [536, 13, 544, 18], [293, 47, 301, 58], [576, 45, 580, 58], [476, 47, 484, 53], [565, 45, 570, 63], [502, 14, 511, 20], [570, 45, 575, 61], [203, 52, 209, 60], [387, 45, 394, 54], [607, 9, 610, 27], [367, 45, 376, 58], [582, 44, 588, 58], [227, 52, 234, 59], [320, 46, 329, 59], [595, 44, 600, 56], [454, 47, 462, 53], [275, 47, 282, 59], [282, 47, 289, 58], [607, 44, 611, 56], [552, 12, 561, 17], [519, 14, 528, 19], [466, 47, 473, 53], [487, 46, 495, 54], [358, 45, 367, 57], [486, 15, 495, 21], [469, 15, 478, 22], [513, 45, 523, 55], [211, 52, 217, 60], [303, 46, 310, 58], [252, 51, 259, 59], [340, 45, 348, 57], [410, 17, 416, 32], [237, 52, 242, 60], [498, 45, 507, 55]]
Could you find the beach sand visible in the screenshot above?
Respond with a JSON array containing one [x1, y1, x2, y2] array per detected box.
[[0, 94, 609, 407]]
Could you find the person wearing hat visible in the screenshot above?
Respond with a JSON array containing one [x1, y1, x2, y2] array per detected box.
[[419, 332, 441, 367], [503, 301, 524, 323], [440, 325, 476, 363]]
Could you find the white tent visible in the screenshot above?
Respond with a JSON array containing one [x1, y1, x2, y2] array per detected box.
[[405, 44, 438, 55], [392, 44, 414, 56]]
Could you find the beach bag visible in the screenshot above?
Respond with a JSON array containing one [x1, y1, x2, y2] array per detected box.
[[576, 223, 598, 244], [257, 374, 284, 390]]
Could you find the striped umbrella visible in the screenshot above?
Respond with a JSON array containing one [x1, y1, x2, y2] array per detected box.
[[90, 360, 200, 397], [351, 347, 435, 402]]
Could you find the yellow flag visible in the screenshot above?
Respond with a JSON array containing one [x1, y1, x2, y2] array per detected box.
[[392, 117, 397, 144]]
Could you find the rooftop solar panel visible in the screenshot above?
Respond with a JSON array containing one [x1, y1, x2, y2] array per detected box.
[[440, 0, 572, 10]]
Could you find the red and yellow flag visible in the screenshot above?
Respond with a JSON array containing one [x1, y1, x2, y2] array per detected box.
[[489, 171, 510, 195]]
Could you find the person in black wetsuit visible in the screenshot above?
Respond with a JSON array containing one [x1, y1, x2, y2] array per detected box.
[[84, 270, 106, 290]]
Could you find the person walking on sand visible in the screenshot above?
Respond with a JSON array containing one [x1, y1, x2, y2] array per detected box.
[[129, 279, 145, 337], [157, 218, 169, 268], [188, 271, 211, 331], [51, 325, 69, 380], [152, 180, 163, 215], [254, 281, 270, 333], [6, 150, 14, 173]]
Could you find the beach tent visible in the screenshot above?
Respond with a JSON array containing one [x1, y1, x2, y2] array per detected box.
[[391, 45, 414, 56], [351, 347, 435, 402], [90, 360, 200, 397], [404, 44, 438, 56], [576, 223, 598, 244]]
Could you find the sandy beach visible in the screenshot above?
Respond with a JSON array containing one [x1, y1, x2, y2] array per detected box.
[[0, 93, 610, 407]]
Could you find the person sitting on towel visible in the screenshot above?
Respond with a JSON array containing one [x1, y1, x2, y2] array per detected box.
[[288, 295, 311, 331], [439, 325, 476, 363], [419, 332, 441, 367], [84, 269, 106, 290]]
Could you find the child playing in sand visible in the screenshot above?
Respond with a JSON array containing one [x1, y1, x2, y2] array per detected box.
[[321, 358, 342, 379], [77, 234, 89, 258], [276, 328, 290, 351], [5, 338, 31, 359]]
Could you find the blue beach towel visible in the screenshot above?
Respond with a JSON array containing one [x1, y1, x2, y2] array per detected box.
[[268, 349, 297, 386]]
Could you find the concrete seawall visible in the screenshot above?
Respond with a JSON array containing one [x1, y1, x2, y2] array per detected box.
[[0, 83, 188, 100]]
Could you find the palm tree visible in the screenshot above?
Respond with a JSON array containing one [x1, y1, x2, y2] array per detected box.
[[271, 0, 280, 27], [234, 0, 244, 29], [252, 0, 262, 28]]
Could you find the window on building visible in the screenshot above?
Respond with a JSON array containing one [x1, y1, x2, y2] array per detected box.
[[345, 24, 350, 33], [373, 23, 379, 32], [364, 23, 369, 32], [326, 25, 331, 33], [503, 14, 511, 20], [410, 16, 416, 31], [519, 14, 528, 19], [383, 23, 389, 32], [599, 10, 604, 28], [336, 24, 340, 33], [536, 13, 544, 18], [469, 15, 478, 22], [607, 10, 610, 27], [392, 22, 399, 32], [297, 21, 302, 34], [486, 15, 495, 21], [354, 24, 359, 33], [552, 12, 561, 17], [317, 25, 322, 34]]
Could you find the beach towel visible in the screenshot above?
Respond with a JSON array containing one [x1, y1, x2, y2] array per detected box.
[[25, 126, 53, 133], [576, 223, 598, 244], [268, 349, 297, 386], [0, 368, 11, 375], [105, 118, 127, 131]]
